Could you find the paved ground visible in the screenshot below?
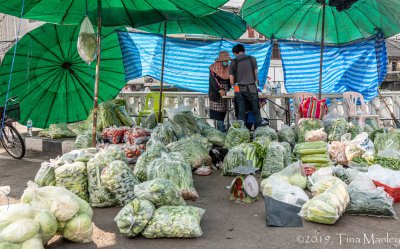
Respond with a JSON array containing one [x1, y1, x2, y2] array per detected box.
[[1, 149, 400, 249]]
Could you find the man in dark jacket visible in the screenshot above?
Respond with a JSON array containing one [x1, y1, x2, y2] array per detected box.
[[229, 44, 263, 129]]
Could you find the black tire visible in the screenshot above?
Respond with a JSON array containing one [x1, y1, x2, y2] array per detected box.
[[1, 122, 25, 159]]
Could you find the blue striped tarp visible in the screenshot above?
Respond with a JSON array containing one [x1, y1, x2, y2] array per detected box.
[[118, 31, 272, 93], [279, 33, 388, 102]]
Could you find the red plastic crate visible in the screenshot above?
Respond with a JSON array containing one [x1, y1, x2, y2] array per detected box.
[[373, 180, 400, 203]]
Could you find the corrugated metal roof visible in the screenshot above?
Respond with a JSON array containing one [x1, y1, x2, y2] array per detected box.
[[386, 39, 400, 59]]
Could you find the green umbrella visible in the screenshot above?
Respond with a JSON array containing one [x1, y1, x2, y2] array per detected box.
[[0, 24, 125, 128], [138, 10, 247, 40], [242, 0, 400, 98]]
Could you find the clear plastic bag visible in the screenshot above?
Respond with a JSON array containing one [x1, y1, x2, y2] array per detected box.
[[165, 106, 200, 139], [261, 177, 309, 207], [346, 175, 397, 218], [224, 121, 250, 149], [73, 130, 96, 150], [297, 118, 324, 143], [377, 140, 400, 159], [134, 142, 169, 182], [277, 125, 296, 146], [34, 161, 56, 186], [222, 146, 248, 176], [367, 164, 400, 188], [331, 165, 360, 184], [167, 137, 212, 169], [101, 160, 140, 206], [328, 141, 347, 165], [199, 124, 226, 147], [49, 123, 76, 139], [311, 176, 347, 196], [115, 106, 135, 127], [344, 132, 375, 161], [151, 123, 177, 146], [77, 16, 98, 64], [114, 199, 155, 237], [54, 162, 89, 201], [142, 111, 158, 129], [142, 206, 205, 238], [253, 126, 278, 140], [133, 178, 186, 207], [261, 142, 286, 178], [74, 147, 98, 163], [327, 118, 348, 142], [147, 153, 199, 200], [305, 128, 327, 142]]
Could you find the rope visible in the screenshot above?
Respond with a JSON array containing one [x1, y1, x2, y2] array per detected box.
[[0, 0, 25, 142]]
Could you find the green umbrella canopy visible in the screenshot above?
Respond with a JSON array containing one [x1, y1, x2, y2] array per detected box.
[[138, 10, 247, 40], [0, 0, 229, 27], [242, 0, 400, 44], [0, 24, 126, 128]]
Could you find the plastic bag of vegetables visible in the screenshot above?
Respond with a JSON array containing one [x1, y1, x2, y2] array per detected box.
[[101, 160, 140, 206], [224, 121, 250, 149], [56, 150, 81, 166], [21, 182, 93, 243], [77, 16, 97, 64], [377, 140, 400, 159], [199, 124, 226, 147], [238, 143, 262, 168], [142, 206, 205, 238], [38, 128, 50, 137], [165, 106, 200, 139], [277, 125, 296, 146], [167, 137, 212, 169], [345, 175, 397, 218], [134, 178, 186, 207], [0, 204, 58, 247], [134, 141, 169, 182], [99, 145, 128, 163], [222, 146, 248, 176], [300, 183, 349, 224], [142, 111, 158, 129], [150, 123, 176, 145], [253, 126, 278, 140], [327, 118, 348, 142], [261, 177, 309, 207], [305, 128, 327, 142], [114, 199, 156, 237], [267, 161, 307, 189], [147, 153, 199, 199], [294, 141, 327, 156], [297, 118, 324, 143], [68, 123, 86, 136], [331, 165, 360, 184], [261, 142, 286, 178], [34, 161, 56, 186], [73, 130, 101, 150], [55, 162, 89, 201], [86, 154, 119, 208], [281, 142, 292, 167], [49, 123, 76, 139], [115, 106, 135, 127], [311, 176, 347, 196], [74, 147, 98, 163]]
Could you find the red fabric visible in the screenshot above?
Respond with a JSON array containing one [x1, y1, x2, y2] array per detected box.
[[299, 97, 328, 119]]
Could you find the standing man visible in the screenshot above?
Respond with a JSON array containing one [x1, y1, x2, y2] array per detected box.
[[229, 44, 263, 129]]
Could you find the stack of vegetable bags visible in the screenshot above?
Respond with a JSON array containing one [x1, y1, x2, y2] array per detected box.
[[49, 123, 76, 139], [297, 118, 324, 143], [199, 123, 226, 147], [147, 153, 199, 199], [277, 125, 297, 146], [253, 126, 278, 141], [294, 142, 331, 169], [300, 177, 350, 225], [0, 204, 58, 248], [167, 137, 212, 169], [150, 123, 177, 146], [222, 146, 248, 176], [21, 182, 93, 243], [55, 161, 89, 201], [224, 121, 250, 149], [165, 106, 200, 139], [134, 141, 169, 182], [261, 142, 292, 178]]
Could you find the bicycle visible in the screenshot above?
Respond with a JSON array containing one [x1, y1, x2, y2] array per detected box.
[[0, 96, 25, 159]]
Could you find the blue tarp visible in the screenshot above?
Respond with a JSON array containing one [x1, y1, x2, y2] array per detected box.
[[118, 31, 272, 93]]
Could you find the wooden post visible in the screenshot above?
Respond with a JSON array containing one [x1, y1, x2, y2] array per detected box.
[[92, 0, 102, 147], [158, 21, 167, 123], [318, 1, 326, 100]]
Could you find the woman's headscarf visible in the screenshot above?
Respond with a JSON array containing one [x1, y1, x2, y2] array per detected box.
[[209, 51, 232, 80]]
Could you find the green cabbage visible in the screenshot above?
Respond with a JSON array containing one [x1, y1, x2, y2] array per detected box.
[[289, 173, 307, 189], [0, 219, 39, 243], [62, 214, 93, 243], [21, 235, 44, 249]]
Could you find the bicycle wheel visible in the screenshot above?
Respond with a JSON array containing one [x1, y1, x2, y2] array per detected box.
[[1, 122, 25, 159]]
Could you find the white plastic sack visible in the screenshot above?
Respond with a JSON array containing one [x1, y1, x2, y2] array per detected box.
[[377, 140, 400, 159], [367, 164, 400, 188], [77, 16, 98, 64]]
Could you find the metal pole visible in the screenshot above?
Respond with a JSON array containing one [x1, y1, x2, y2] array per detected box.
[[158, 21, 167, 123], [92, 0, 102, 147], [318, 1, 326, 100]]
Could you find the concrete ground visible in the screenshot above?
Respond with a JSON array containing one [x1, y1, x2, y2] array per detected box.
[[1, 148, 400, 249]]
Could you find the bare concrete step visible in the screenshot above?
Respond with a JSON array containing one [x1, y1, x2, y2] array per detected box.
[[22, 132, 75, 155]]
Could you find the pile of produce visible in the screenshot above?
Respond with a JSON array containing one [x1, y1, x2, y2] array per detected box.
[[199, 123, 226, 147], [261, 142, 288, 178], [49, 123, 76, 139], [101, 127, 150, 145], [147, 153, 199, 199], [34, 161, 56, 186], [21, 182, 93, 243], [101, 160, 141, 206], [277, 125, 296, 146], [297, 118, 324, 143], [253, 126, 278, 141], [73, 130, 100, 150], [55, 162, 89, 201], [222, 146, 248, 176], [134, 178, 186, 207], [114, 199, 156, 237], [224, 122, 250, 149], [239, 143, 262, 168], [0, 204, 58, 248], [142, 206, 205, 238], [68, 122, 86, 136], [134, 141, 169, 182], [167, 137, 212, 169], [294, 142, 331, 168], [150, 123, 177, 145], [142, 111, 158, 129], [165, 106, 200, 139], [305, 128, 327, 142]]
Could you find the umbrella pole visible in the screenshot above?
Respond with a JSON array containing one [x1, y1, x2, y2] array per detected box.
[[92, 0, 102, 147], [158, 21, 167, 123], [318, 1, 326, 100]]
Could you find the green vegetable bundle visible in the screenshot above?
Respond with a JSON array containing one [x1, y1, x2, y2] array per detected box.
[[300, 183, 349, 225], [254, 136, 271, 148], [55, 162, 89, 201], [114, 199, 155, 237], [301, 154, 330, 163], [199, 124, 226, 147], [331, 165, 360, 184], [150, 123, 176, 146], [74, 148, 98, 163], [147, 153, 199, 199], [68, 123, 86, 136], [100, 145, 128, 164], [38, 128, 50, 137], [281, 142, 292, 166], [294, 141, 328, 156], [261, 142, 286, 178], [134, 178, 186, 207], [0, 204, 58, 247], [238, 143, 262, 168], [49, 123, 76, 139], [115, 106, 135, 127], [34, 161, 56, 186], [142, 206, 205, 238], [134, 141, 169, 182], [311, 176, 347, 196], [224, 124, 250, 149], [253, 126, 278, 140], [297, 118, 324, 143], [21, 182, 93, 243], [278, 125, 297, 146], [165, 106, 200, 139], [101, 160, 140, 206], [86, 154, 119, 207], [222, 146, 248, 176], [99, 101, 120, 128], [327, 118, 348, 142], [374, 129, 400, 153], [167, 137, 212, 169], [142, 111, 157, 129], [73, 130, 100, 150]]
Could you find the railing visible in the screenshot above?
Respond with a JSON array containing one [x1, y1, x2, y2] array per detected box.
[[119, 91, 400, 129]]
